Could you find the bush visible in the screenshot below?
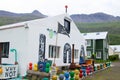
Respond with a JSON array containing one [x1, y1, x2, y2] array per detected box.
[[95, 59, 110, 63], [109, 54, 119, 61]]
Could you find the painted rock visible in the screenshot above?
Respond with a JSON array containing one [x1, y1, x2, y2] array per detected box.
[[52, 75, 57, 80], [59, 74, 64, 80]]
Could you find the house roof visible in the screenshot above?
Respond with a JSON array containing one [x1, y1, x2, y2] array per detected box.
[[82, 32, 108, 39], [109, 45, 120, 52]]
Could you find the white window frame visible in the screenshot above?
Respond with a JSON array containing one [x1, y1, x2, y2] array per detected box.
[[96, 52, 101, 59], [87, 51, 91, 58], [86, 40, 91, 46], [48, 45, 60, 58], [74, 49, 79, 59]]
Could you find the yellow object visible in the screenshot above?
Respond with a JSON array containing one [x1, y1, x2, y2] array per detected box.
[[0, 68, 3, 74], [74, 69, 79, 75], [52, 75, 57, 80], [104, 64, 106, 68], [75, 75, 79, 80], [33, 64, 38, 71]]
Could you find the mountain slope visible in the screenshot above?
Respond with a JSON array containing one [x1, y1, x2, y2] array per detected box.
[[0, 10, 47, 26], [70, 12, 120, 23], [76, 21, 120, 45]]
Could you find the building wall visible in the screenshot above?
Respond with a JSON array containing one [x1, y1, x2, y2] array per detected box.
[[0, 26, 28, 76]]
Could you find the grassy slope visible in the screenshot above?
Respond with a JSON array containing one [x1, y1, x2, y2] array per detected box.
[[76, 21, 120, 45]]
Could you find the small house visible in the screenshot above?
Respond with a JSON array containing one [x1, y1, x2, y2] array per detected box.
[[82, 32, 109, 60], [0, 14, 86, 77]]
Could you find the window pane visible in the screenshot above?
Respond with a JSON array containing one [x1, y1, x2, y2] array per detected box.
[[74, 49, 79, 59], [48, 45, 60, 58], [64, 19, 70, 34], [0, 42, 9, 58]]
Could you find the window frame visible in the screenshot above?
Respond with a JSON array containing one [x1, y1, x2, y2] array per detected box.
[[87, 51, 91, 58], [64, 19, 71, 34], [74, 49, 79, 59], [0, 42, 10, 58], [86, 40, 91, 46], [96, 51, 101, 59], [48, 45, 60, 58]]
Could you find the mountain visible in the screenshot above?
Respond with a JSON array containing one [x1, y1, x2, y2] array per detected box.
[[0, 10, 47, 26], [70, 12, 120, 23]]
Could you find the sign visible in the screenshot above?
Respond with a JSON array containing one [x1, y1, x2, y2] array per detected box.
[[0, 65, 18, 79]]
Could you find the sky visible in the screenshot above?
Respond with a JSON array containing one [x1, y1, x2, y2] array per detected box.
[[0, 0, 120, 16]]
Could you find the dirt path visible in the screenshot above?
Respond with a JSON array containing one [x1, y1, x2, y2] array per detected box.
[[85, 61, 120, 80]]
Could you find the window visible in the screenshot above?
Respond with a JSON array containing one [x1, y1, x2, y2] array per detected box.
[[74, 49, 79, 59], [49, 45, 60, 58], [0, 42, 9, 58], [96, 52, 101, 59], [86, 40, 91, 46], [64, 19, 70, 34], [87, 51, 91, 57]]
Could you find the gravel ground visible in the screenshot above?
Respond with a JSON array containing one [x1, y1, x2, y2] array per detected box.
[[85, 61, 120, 80]]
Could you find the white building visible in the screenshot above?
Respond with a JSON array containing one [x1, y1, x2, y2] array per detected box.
[[109, 45, 120, 59], [0, 14, 86, 76]]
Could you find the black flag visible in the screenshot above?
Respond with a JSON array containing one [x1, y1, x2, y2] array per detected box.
[[57, 22, 70, 37]]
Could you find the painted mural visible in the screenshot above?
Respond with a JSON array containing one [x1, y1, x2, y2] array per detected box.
[[63, 43, 71, 63], [38, 34, 46, 61]]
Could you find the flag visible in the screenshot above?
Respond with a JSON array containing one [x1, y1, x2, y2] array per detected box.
[[57, 22, 70, 37]]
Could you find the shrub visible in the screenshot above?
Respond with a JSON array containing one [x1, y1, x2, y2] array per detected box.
[[109, 54, 119, 61]]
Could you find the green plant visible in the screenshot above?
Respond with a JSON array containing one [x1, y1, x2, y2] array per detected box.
[[109, 54, 119, 61]]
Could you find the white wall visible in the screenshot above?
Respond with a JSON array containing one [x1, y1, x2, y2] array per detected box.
[[0, 26, 28, 76]]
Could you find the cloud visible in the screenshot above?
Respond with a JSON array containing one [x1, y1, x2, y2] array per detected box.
[[0, 0, 120, 16]]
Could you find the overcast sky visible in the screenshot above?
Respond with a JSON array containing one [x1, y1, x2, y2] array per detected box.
[[0, 0, 120, 16]]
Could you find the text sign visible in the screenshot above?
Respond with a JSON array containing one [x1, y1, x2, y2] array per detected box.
[[0, 65, 18, 79]]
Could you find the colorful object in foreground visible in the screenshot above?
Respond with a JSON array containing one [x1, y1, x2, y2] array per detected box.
[[59, 74, 64, 80], [33, 64, 38, 71], [45, 62, 50, 73], [29, 63, 32, 70], [52, 75, 57, 80], [0, 67, 3, 74], [70, 71, 74, 80], [64, 72, 69, 80], [74, 70, 79, 80]]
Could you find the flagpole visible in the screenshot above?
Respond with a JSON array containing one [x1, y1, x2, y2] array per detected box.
[[53, 25, 58, 66]]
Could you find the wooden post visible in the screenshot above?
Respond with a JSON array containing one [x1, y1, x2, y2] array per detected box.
[[72, 44, 74, 63], [69, 44, 76, 70]]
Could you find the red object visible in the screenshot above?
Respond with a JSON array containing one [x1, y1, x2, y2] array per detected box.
[[80, 69, 82, 73], [29, 63, 32, 66], [86, 70, 90, 75], [65, 5, 68, 8], [29, 66, 32, 70], [29, 63, 32, 70], [79, 73, 83, 78]]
